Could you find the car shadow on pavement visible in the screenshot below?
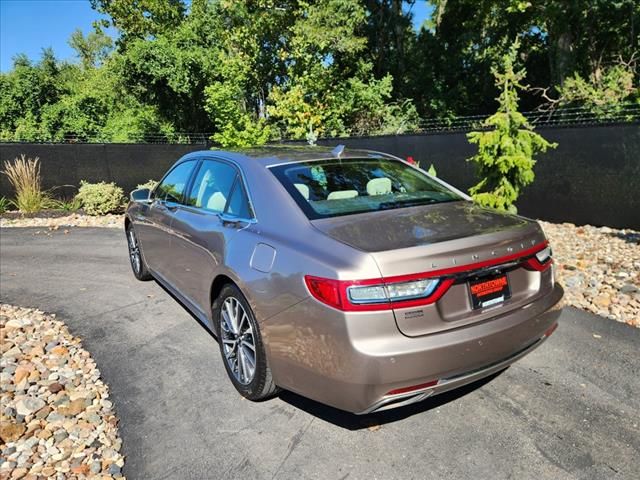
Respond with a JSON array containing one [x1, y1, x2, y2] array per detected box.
[[277, 370, 506, 430]]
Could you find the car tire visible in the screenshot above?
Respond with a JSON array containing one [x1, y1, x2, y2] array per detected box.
[[214, 284, 279, 401], [126, 224, 152, 281]]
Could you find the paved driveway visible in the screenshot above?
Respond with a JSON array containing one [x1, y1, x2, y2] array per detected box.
[[1, 227, 639, 480]]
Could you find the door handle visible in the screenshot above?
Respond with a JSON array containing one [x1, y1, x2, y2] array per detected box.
[[154, 200, 178, 212], [217, 213, 256, 227], [217, 212, 240, 225]]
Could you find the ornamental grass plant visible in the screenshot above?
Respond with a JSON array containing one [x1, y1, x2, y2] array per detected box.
[[1, 154, 54, 213]]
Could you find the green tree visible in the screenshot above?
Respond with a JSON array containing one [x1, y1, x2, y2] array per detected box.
[[466, 41, 557, 213], [89, 0, 186, 44], [556, 62, 639, 117], [68, 29, 113, 69]]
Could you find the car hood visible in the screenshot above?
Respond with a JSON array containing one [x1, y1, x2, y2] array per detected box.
[[311, 201, 534, 253]]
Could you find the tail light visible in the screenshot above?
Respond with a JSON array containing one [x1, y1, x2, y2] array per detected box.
[[523, 245, 553, 272], [304, 275, 454, 312]]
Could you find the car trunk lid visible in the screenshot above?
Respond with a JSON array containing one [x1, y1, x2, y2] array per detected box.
[[312, 201, 550, 336]]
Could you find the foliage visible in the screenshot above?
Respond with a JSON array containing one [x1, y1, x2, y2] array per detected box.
[[1, 155, 54, 213], [204, 82, 271, 148], [466, 42, 557, 213], [135, 179, 158, 191], [0, 1, 637, 144], [76, 180, 125, 215], [427, 164, 437, 177], [69, 29, 113, 69], [0, 196, 10, 214], [52, 195, 83, 212], [557, 62, 639, 117], [89, 0, 186, 44]]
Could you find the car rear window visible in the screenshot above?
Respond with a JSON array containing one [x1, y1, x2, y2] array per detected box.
[[269, 157, 463, 219]]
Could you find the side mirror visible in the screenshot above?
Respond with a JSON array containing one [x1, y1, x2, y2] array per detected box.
[[130, 188, 151, 203]]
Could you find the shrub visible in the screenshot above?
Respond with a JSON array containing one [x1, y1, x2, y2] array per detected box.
[[76, 181, 124, 215], [1, 154, 54, 213], [52, 195, 83, 212], [135, 179, 158, 191], [0, 196, 10, 214]]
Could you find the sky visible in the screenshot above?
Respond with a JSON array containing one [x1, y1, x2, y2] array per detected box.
[[0, 0, 114, 71], [1, 0, 434, 72]]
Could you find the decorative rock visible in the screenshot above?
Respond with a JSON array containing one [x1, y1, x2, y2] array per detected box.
[[58, 399, 85, 416], [90, 460, 101, 473], [108, 463, 122, 476], [0, 304, 126, 478], [0, 422, 26, 443], [621, 283, 639, 294], [540, 221, 639, 328], [14, 365, 31, 385], [10, 467, 27, 479], [0, 213, 124, 229], [15, 397, 46, 417], [48, 383, 64, 393]]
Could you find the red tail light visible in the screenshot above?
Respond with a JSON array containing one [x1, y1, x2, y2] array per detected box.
[[304, 276, 343, 310], [304, 275, 452, 312], [523, 256, 553, 272]]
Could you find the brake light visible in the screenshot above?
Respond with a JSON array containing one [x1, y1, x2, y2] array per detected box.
[[523, 256, 553, 272], [304, 276, 343, 310], [304, 275, 453, 312]]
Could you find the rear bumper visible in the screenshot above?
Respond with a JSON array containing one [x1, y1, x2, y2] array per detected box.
[[264, 284, 564, 414]]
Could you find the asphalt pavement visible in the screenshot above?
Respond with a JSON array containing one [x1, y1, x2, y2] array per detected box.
[[1, 227, 638, 480]]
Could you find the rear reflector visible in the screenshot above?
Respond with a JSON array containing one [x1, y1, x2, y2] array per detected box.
[[543, 323, 558, 338], [386, 380, 438, 396]]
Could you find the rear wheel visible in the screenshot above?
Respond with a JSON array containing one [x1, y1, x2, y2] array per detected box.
[[214, 284, 278, 400], [126, 224, 152, 281]]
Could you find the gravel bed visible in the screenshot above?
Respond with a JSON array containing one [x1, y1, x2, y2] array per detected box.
[[0, 213, 123, 229], [541, 222, 640, 327], [0, 305, 125, 479]]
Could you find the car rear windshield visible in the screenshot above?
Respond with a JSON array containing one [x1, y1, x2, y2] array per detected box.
[[269, 157, 463, 219]]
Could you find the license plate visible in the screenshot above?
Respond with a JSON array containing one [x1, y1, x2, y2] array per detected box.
[[469, 273, 511, 310]]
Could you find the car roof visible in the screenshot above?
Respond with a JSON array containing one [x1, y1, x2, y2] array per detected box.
[[178, 145, 399, 168]]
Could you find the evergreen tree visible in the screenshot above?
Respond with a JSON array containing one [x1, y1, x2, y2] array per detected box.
[[466, 41, 557, 213]]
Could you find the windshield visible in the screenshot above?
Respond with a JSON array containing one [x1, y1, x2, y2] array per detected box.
[[270, 157, 463, 219]]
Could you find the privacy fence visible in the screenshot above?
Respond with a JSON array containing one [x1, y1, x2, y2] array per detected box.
[[1, 123, 638, 229]]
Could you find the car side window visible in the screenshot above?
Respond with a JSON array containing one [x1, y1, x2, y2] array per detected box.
[[154, 160, 196, 203], [225, 181, 252, 219], [185, 159, 238, 213]]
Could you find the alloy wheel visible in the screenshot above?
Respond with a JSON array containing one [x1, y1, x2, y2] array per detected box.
[[220, 297, 256, 385], [127, 228, 141, 274]]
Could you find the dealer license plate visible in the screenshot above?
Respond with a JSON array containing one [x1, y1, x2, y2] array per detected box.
[[469, 273, 511, 310]]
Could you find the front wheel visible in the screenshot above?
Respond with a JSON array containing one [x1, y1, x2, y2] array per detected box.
[[214, 284, 278, 401], [126, 224, 152, 281]]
